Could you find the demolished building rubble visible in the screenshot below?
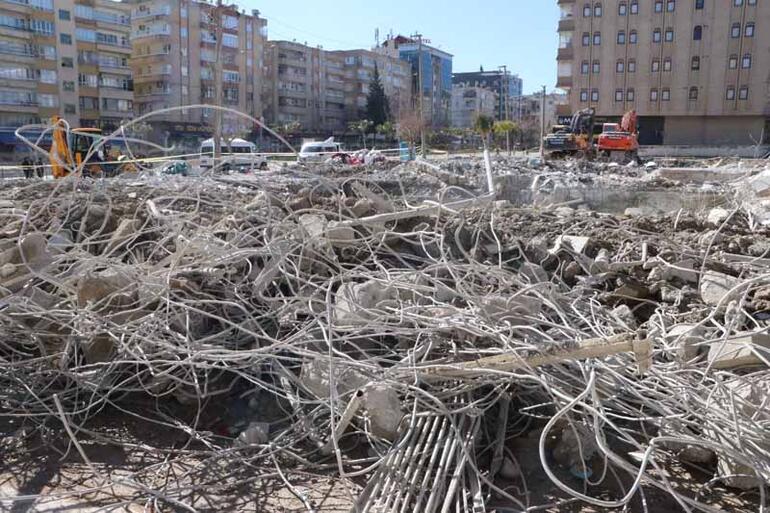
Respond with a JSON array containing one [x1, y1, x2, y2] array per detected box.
[[0, 154, 769, 512]]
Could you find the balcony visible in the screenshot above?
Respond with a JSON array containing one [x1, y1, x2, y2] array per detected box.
[[132, 5, 172, 20], [556, 76, 573, 88], [557, 0, 575, 3], [557, 46, 574, 60], [558, 18, 575, 31], [132, 28, 170, 39]]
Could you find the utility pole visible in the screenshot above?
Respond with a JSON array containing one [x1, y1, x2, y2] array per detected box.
[[213, 0, 224, 161], [498, 65, 508, 121], [412, 32, 427, 159], [539, 85, 547, 158]]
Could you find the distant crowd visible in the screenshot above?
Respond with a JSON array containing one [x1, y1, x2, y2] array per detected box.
[[20, 157, 46, 179]]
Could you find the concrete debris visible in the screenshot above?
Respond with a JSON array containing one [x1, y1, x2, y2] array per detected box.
[[700, 271, 742, 306], [708, 332, 770, 369], [707, 207, 731, 227], [362, 384, 402, 441]]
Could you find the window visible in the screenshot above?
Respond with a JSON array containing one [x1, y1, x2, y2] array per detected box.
[[726, 87, 736, 100], [63, 80, 74, 91], [627, 88, 635, 101], [592, 60, 600, 73], [619, 1, 627, 14], [734, 0, 743, 4], [729, 55, 738, 69], [696, 0, 704, 8], [581, 60, 589, 74], [694, 26, 702, 40], [731, 23, 741, 38], [667, 0, 675, 10], [223, 15, 238, 29], [665, 28, 674, 41], [631, 0, 639, 13], [582, 32, 590, 46], [39, 69, 56, 83], [652, 59, 661, 72], [650, 88, 659, 101], [691, 56, 700, 70], [79, 96, 98, 110], [617, 31, 626, 44], [629, 30, 638, 43], [748, 0, 757, 4], [739, 86, 749, 100], [689, 87, 698, 100], [39, 94, 57, 108], [76, 28, 96, 42], [594, 2, 603, 16], [663, 57, 672, 71], [61, 57, 73, 68], [60, 33, 72, 45], [591, 89, 599, 101], [223, 70, 240, 82], [64, 104, 76, 115], [580, 89, 589, 102], [653, 29, 662, 42], [583, 3, 592, 16], [78, 73, 97, 87], [616, 60, 625, 72], [222, 34, 238, 48], [615, 89, 624, 102], [742, 54, 752, 68], [655, 1, 663, 11], [745, 23, 754, 37], [628, 59, 636, 72], [59, 9, 70, 20], [593, 32, 601, 45], [662, 89, 671, 101], [180, 27, 188, 38]]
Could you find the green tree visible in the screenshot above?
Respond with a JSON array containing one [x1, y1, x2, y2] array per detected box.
[[376, 121, 395, 144], [474, 114, 495, 152], [494, 120, 519, 155], [349, 119, 374, 149], [365, 64, 390, 127]]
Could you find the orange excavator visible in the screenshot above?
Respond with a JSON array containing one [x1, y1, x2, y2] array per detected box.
[[596, 110, 641, 163], [49, 116, 106, 178]]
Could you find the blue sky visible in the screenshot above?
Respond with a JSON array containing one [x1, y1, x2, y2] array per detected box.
[[247, 0, 559, 95]]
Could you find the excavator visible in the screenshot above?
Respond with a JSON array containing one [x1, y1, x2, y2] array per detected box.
[[49, 116, 137, 178], [543, 109, 641, 164]]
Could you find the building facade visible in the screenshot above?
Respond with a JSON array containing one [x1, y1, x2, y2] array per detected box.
[[518, 90, 568, 131], [129, 0, 267, 145], [0, 0, 133, 137], [450, 85, 497, 129], [377, 35, 453, 128], [556, 0, 770, 145], [452, 69, 523, 121], [264, 41, 411, 134]]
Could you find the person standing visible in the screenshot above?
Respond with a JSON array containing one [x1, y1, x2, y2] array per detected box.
[[21, 156, 31, 179], [36, 158, 45, 178]]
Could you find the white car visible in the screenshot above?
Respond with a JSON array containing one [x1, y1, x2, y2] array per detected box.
[[200, 138, 268, 172], [298, 138, 343, 163]]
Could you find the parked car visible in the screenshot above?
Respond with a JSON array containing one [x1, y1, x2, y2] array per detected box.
[[199, 138, 268, 172], [298, 138, 345, 163]]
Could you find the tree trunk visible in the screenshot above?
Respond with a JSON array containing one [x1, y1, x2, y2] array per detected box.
[[506, 132, 511, 156]]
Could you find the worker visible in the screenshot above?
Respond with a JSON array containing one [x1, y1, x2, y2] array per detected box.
[[36, 158, 45, 179], [21, 157, 32, 179]]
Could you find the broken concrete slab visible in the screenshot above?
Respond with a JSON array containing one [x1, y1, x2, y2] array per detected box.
[[700, 271, 742, 306], [362, 384, 402, 441], [707, 208, 731, 227], [665, 324, 707, 363], [708, 332, 770, 369], [518, 262, 548, 284], [550, 236, 590, 255]]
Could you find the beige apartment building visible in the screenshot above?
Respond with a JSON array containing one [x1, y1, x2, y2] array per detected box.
[[264, 41, 412, 135], [129, 0, 267, 145], [0, 0, 132, 138], [557, 0, 769, 145], [450, 85, 497, 129]]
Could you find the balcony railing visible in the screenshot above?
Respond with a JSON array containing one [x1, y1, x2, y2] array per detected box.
[[132, 5, 171, 20], [556, 76, 573, 88], [557, 46, 574, 60], [558, 18, 575, 31], [132, 28, 171, 39]]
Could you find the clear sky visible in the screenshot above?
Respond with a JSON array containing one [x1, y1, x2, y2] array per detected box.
[[245, 0, 559, 95]]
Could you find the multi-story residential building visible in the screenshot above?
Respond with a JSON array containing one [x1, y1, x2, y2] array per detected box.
[[0, 0, 132, 136], [453, 69, 523, 121], [377, 35, 453, 128], [556, 0, 769, 145], [129, 0, 267, 145], [450, 85, 497, 129], [518, 90, 568, 130], [264, 41, 411, 134]]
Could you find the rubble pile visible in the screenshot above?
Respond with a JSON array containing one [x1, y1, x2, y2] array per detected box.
[[0, 165, 769, 512]]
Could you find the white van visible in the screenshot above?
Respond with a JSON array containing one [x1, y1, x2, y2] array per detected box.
[[298, 137, 343, 163], [199, 138, 268, 172]]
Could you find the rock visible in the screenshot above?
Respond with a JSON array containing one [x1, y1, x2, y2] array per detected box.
[[0, 263, 15, 278], [708, 331, 770, 369], [611, 305, 637, 329], [706, 207, 731, 227], [550, 235, 590, 255], [665, 324, 707, 363], [334, 280, 400, 325], [553, 424, 598, 469], [717, 459, 761, 490], [518, 262, 548, 284], [299, 358, 369, 399], [236, 422, 270, 446], [700, 271, 741, 306], [753, 286, 770, 311], [679, 445, 716, 465], [362, 384, 402, 441]]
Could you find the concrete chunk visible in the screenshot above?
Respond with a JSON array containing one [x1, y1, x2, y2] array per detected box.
[[550, 235, 590, 255], [708, 332, 770, 369], [700, 271, 741, 306], [665, 324, 707, 363]]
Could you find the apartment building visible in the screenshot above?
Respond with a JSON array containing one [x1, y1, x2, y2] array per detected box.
[[0, 0, 132, 136], [264, 41, 411, 134], [129, 0, 267, 145], [450, 85, 497, 129], [453, 69, 524, 121], [377, 35, 453, 128], [518, 91, 568, 130], [557, 0, 769, 145]]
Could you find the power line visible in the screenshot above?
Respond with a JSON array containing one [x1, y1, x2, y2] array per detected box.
[[261, 13, 371, 49]]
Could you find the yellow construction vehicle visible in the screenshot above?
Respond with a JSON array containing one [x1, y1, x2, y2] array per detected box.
[[49, 117, 106, 178]]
